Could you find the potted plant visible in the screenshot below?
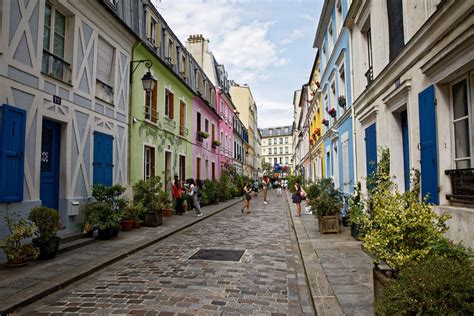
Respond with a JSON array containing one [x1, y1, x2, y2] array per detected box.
[[120, 206, 134, 231], [28, 206, 61, 260], [212, 140, 220, 148], [348, 182, 367, 240], [315, 127, 321, 136], [338, 95, 346, 107], [133, 176, 163, 227], [129, 202, 144, 229], [322, 119, 329, 127], [328, 108, 337, 118], [198, 131, 209, 139], [159, 192, 173, 217], [0, 211, 39, 267], [309, 178, 342, 233]]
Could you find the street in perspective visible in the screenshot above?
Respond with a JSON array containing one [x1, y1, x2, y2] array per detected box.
[[0, 0, 473, 315]]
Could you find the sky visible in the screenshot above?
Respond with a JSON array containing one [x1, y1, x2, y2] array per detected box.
[[154, 0, 322, 129]]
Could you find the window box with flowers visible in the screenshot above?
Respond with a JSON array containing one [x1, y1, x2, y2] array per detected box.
[[310, 139, 314, 146], [328, 108, 337, 118], [198, 131, 209, 139], [312, 132, 317, 140], [338, 95, 346, 108], [315, 128, 321, 136], [212, 140, 220, 148], [322, 119, 329, 127]]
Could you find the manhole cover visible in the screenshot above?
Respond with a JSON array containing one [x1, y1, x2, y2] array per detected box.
[[189, 249, 245, 261]]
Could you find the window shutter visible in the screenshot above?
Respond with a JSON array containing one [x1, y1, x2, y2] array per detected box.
[[93, 132, 113, 186], [97, 38, 114, 86], [0, 104, 26, 202], [152, 82, 157, 123], [155, 20, 161, 48], [169, 93, 174, 120]]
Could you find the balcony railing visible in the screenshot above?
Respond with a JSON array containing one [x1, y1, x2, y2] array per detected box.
[[144, 106, 158, 124], [365, 66, 373, 86], [445, 168, 474, 203], [42, 50, 72, 83], [179, 125, 188, 136]]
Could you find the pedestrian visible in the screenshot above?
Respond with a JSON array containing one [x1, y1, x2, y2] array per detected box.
[[283, 179, 288, 190], [186, 179, 203, 217], [275, 179, 282, 196], [292, 179, 306, 217], [253, 179, 259, 197], [241, 183, 252, 213], [262, 176, 270, 204], [172, 175, 183, 215]]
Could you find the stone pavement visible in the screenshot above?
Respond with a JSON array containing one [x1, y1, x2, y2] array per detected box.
[[0, 198, 242, 315], [15, 191, 315, 315], [286, 192, 374, 316]]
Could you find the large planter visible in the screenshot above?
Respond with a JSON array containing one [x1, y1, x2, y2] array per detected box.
[[318, 214, 340, 234], [144, 210, 162, 227], [373, 265, 396, 315], [120, 219, 134, 231], [162, 208, 173, 217], [98, 227, 119, 240], [5, 256, 29, 267], [33, 236, 60, 260], [351, 223, 364, 240]]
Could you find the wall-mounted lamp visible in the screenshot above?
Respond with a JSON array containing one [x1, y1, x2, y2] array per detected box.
[[130, 59, 156, 92]]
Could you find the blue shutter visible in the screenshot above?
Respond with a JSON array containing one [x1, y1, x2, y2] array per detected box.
[[93, 132, 113, 186], [365, 123, 377, 179], [418, 85, 439, 205], [0, 104, 26, 202]]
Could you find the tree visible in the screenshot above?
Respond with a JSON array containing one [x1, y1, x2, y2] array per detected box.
[[261, 162, 273, 176]]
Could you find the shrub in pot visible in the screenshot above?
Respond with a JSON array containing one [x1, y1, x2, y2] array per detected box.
[[133, 176, 163, 227], [120, 206, 134, 231], [348, 182, 368, 239], [87, 202, 121, 240], [377, 254, 474, 315], [309, 178, 342, 234], [28, 206, 61, 260], [129, 202, 144, 228], [0, 211, 39, 266]]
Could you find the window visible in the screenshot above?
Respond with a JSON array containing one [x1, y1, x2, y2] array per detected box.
[[280, 147, 283, 154], [274, 158, 277, 164], [205, 119, 209, 132], [165, 89, 174, 119], [336, 0, 343, 34], [338, 63, 346, 101], [144, 146, 155, 180], [279, 137, 283, 144], [387, 0, 404, 61], [179, 155, 185, 181], [327, 20, 333, 54], [280, 157, 283, 164], [269, 148, 272, 155], [285, 157, 289, 164], [452, 78, 472, 168], [0, 104, 26, 202], [179, 101, 186, 136], [342, 138, 350, 192], [365, 27, 374, 85], [285, 147, 289, 154], [268, 138, 272, 145], [285, 137, 288, 143], [42, 2, 71, 82], [144, 80, 157, 123], [197, 112, 201, 132], [211, 124, 215, 142], [96, 37, 115, 103], [179, 51, 188, 78], [149, 18, 157, 46], [274, 147, 277, 154], [167, 38, 174, 64]]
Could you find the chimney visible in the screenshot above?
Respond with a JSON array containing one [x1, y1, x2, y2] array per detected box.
[[186, 34, 209, 68]]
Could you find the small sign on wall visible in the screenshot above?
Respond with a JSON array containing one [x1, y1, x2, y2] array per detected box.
[[53, 95, 61, 105]]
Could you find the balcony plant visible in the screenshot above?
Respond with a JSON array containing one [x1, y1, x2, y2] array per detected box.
[[328, 108, 337, 118], [198, 131, 209, 139], [28, 206, 61, 260], [0, 211, 39, 267], [322, 119, 329, 127], [338, 95, 346, 107], [212, 140, 220, 148], [309, 139, 314, 146], [309, 178, 342, 233], [315, 128, 321, 136]]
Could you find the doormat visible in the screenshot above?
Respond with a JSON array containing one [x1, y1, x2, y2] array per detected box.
[[189, 249, 245, 262]]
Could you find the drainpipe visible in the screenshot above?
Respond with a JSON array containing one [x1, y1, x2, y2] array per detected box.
[[128, 41, 143, 191]]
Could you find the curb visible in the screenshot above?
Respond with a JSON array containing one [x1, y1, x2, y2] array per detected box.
[[285, 193, 344, 316], [0, 198, 242, 315]]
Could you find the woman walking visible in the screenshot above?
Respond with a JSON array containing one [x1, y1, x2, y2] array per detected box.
[[186, 179, 203, 217], [172, 175, 184, 215], [292, 179, 306, 217], [242, 183, 252, 214]]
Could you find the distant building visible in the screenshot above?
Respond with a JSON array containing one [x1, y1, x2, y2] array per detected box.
[[260, 126, 294, 177]]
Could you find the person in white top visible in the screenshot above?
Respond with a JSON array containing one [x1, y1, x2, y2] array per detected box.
[[186, 178, 202, 217]]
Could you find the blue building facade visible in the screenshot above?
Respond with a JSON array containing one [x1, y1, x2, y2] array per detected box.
[[315, 0, 355, 195]]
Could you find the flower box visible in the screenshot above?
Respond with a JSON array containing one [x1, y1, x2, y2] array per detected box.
[[328, 108, 337, 118], [338, 95, 346, 107], [322, 119, 329, 126], [212, 140, 220, 148], [318, 214, 340, 234], [315, 128, 321, 136], [198, 131, 209, 139]]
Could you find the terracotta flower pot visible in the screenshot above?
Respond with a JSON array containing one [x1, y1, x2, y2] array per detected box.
[[121, 219, 134, 231], [162, 208, 173, 217]]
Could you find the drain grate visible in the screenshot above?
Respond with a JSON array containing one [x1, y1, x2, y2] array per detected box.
[[189, 249, 245, 262]]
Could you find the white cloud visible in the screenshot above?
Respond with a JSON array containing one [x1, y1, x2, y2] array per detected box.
[[256, 98, 294, 128], [157, 0, 287, 85]]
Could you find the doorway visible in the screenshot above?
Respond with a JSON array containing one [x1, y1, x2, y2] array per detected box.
[[40, 119, 61, 210]]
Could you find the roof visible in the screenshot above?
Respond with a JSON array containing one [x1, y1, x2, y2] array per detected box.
[[313, 0, 335, 48], [259, 126, 294, 137]]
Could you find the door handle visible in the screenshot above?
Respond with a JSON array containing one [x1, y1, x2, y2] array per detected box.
[[417, 143, 422, 150]]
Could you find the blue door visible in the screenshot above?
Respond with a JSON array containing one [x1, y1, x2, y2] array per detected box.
[[0, 104, 26, 202], [93, 131, 113, 186], [365, 123, 377, 180], [418, 85, 439, 204], [40, 120, 61, 210], [401, 110, 410, 191]]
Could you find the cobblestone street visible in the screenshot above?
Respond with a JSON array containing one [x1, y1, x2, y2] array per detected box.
[[18, 191, 315, 315]]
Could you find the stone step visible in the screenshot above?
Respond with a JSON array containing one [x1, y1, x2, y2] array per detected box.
[[59, 233, 85, 244], [58, 237, 95, 254]]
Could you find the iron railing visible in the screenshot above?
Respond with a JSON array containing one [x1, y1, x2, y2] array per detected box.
[[365, 66, 373, 86], [445, 168, 474, 203]]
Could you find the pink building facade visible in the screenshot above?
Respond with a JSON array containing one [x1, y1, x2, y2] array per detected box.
[[192, 95, 220, 182], [217, 89, 235, 170]]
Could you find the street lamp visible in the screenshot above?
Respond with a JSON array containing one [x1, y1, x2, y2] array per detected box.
[[130, 59, 156, 92]]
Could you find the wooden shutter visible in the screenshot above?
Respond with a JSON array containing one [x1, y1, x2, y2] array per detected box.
[[0, 104, 26, 202], [152, 81, 157, 123], [169, 93, 174, 120], [155, 20, 161, 48], [93, 131, 113, 186], [97, 37, 114, 86]]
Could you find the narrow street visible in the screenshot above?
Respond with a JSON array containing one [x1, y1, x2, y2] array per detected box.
[[18, 192, 314, 315]]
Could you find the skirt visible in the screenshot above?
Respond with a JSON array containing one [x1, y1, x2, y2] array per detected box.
[[292, 194, 302, 204]]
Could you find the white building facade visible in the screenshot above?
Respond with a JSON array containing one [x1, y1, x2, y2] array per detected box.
[[346, 0, 473, 247], [261, 126, 294, 177]]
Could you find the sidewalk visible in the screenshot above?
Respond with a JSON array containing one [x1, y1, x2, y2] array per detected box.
[[0, 198, 242, 315], [285, 191, 374, 316]]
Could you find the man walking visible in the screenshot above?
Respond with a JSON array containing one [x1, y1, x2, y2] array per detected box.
[[275, 179, 282, 197]]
